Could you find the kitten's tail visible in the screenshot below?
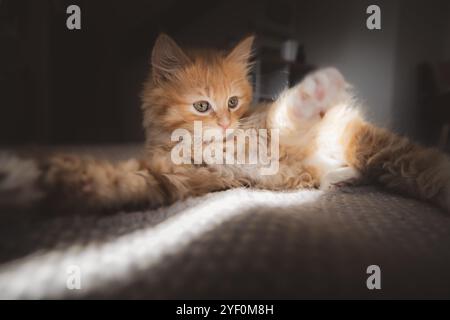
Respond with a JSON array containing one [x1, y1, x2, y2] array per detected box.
[[343, 119, 450, 212]]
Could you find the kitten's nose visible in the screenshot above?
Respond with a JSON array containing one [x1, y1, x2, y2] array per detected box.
[[218, 119, 230, 130]]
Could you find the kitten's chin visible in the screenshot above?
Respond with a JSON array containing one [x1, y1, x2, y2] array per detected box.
[[224, 130, 235, 141]]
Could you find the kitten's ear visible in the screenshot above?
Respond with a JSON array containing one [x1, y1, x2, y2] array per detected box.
[[226, 35, 255, 66], [151, 34, 191, 82]]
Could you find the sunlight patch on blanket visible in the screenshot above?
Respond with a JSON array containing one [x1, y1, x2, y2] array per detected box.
[[0, 188, 323, 299]]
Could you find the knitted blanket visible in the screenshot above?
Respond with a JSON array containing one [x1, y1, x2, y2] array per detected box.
[[0, 146, 449, 299]]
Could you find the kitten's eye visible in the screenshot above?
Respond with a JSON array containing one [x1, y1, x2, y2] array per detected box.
[[228, 96, 239, 109], [193, 101, 211, 113]]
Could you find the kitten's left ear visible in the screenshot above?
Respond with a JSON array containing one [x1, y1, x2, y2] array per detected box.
[[226, 35, 255, 66]]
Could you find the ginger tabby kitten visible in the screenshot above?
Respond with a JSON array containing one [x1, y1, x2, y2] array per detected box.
[[4, 34, 449, 213]]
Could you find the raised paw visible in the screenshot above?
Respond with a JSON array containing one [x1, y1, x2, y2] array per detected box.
[[289, 67, 347, 121]]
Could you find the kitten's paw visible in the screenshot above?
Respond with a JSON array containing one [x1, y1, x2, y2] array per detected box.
[[0, 153, 44, 207], [320, 166, 361, 191], [42, 155, 106, 207], [289, 67, 346, 120]]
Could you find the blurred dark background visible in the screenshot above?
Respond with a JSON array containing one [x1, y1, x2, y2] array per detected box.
[[0, 0, 449, 150]]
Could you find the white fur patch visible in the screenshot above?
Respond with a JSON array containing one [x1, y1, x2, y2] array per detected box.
[[320, 167, 361, 191], [304, 103, 362, 189]]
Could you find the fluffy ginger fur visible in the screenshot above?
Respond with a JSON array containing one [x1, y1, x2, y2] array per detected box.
[[4, 34, 449, 213]]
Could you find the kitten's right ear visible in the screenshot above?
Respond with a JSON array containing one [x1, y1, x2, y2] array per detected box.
[[151, 34, 190, 82], [226, 35, 255, 66]]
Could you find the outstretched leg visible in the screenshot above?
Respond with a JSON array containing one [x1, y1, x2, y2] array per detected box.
[[343, 119, 450, 212], [40, 155, 165, 211], [38, 153, 246, 212]]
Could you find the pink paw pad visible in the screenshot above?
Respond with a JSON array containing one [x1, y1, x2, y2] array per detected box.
[[290, 67, 346, 120]]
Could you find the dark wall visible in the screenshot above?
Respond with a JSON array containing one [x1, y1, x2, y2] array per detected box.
[[0, 0, 228, 145], [1, 0, 449, 146]]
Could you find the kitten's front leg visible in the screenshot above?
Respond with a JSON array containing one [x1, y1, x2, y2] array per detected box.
[[268, 67, 348, 141], [41, 155, 165, 211]]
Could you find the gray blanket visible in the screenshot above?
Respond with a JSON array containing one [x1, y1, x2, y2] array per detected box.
[[0, 146, 449, 299]]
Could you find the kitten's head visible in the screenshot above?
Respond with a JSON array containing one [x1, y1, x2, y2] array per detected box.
[[142, 34, 254, 139]]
